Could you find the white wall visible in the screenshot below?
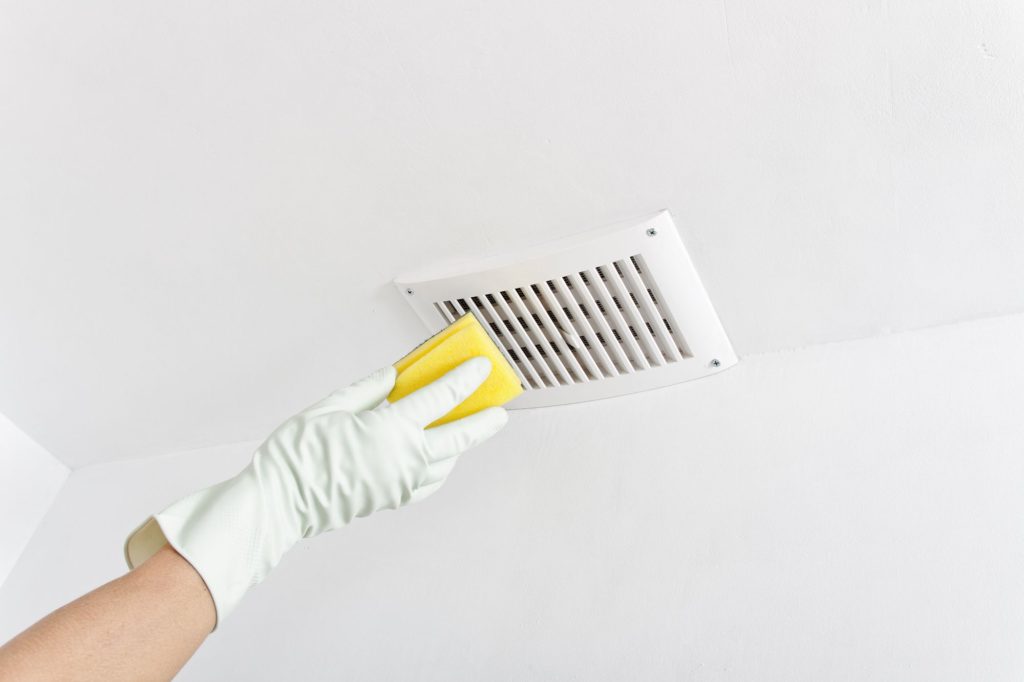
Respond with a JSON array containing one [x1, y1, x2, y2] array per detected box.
[[3, 0, 1023, 468], [0, 413, 68, 589], [3, 313, 1024, 680]]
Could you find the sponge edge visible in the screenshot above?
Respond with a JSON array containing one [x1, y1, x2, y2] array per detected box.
[[388, 312, 524, 427]]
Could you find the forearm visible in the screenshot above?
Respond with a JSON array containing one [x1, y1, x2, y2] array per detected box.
[[0, 359, 505, 681], [0, 545, 214, 682]]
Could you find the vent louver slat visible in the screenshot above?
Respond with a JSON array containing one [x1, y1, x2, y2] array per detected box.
[[434, 302, 455, 324], [433, 254, 702, 391], [503, 289, 566, 386], [488, 292, 556, 388], [630, 255, 690, 358], [476, 293, 543, 388], [513, 286, 578, 384], [604, 261, 663, 366], [459, 295, 535, 389], [551, 276, 620, 378], [613, 258, 681, 363], [534, 281, 597, 381], [589, 266, 650, 371], [398, 212, 736, 406], [567, 272, 633, 375]]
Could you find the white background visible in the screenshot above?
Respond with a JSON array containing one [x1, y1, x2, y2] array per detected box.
[[4, 314, 1024, 680], [0, 414, 67, 587], [1, 0, 1022, 467], [2, 0, 1024, 678]]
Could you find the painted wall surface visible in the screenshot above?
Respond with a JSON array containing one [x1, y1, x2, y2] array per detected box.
[[2, 0, 1023, 467], [0, 413, 68, 589], [3, 314, 1023, 680]]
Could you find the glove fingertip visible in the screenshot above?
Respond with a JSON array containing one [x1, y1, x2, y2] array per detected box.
[[378, 365, 398, 387], [479, 405, 509, 431]]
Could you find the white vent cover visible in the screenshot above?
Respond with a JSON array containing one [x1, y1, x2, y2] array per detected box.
[[395, 211, 736, 408]]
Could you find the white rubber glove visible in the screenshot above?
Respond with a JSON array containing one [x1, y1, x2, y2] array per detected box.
[[124, 356, 507, 626]]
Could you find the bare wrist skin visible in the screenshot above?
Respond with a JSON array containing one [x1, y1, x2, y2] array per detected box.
[[0, 546, 215, 682]]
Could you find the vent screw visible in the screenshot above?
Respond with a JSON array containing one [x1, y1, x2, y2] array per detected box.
[[710, 358, 721, 367], [646, 227, 658, 237], [405, 288, 414, 295]]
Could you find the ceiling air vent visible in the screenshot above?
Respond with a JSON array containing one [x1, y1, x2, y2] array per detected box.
[[395, 210, 736, 408]]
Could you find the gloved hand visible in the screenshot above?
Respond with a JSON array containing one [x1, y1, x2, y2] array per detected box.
[[124, 357, 507, 626]]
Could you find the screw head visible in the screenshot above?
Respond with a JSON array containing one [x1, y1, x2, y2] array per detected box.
[[710, 358, 721, 367], [646, 227, 658, 237], [405, 288, 414, 295]]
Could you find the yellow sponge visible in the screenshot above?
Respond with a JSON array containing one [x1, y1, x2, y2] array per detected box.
[[388, 312, 524, 427]]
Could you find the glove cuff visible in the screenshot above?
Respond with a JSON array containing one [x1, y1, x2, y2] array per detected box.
[[124, 468, 295, 628]]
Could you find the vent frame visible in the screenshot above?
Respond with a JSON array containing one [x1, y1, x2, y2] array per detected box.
[[396, 211, 737, 408]]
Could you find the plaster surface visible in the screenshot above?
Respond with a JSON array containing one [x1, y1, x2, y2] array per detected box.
[[2, 0, 1022, 466], [0, 413, 68, 589], [3, 313, 1023, 680]]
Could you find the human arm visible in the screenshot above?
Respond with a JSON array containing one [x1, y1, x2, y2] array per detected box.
[[0, 358, 506, 679], [0, 545, 214, 682]]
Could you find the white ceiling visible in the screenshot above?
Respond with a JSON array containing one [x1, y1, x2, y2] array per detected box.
[[1, 0, 1022, 468]]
